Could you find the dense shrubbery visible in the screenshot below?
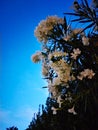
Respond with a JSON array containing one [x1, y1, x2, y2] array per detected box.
[[27, 0, 98, 130]]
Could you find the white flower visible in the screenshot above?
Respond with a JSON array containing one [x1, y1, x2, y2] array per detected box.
[[68, 106, 77, 115], [57, 95, 63, 108], [48, 51, 67, 60], [71, 48, 81, 60], [85, 69, 95, 79], [63, 28, 83, 41], [71, 53, 78, 60], [82, 36, 89, 46], [31, 51, 42, 63], [53, 77, 62, 86], [63, 35, 71, 41], [73, 48, 81, 55], [65, 94, 72, 102], [77, 69, 95, 80], [51, 107, 57, 115], [48, 85, 58, 97], [42, 64, 49, 76], [77, 75, 83, 80]]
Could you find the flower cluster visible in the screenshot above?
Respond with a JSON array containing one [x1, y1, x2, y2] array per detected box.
[[48, 85, 58, 97], [49, 59, 74, 86], [32, 10, 97, 115], [34, 16, 64, 43], [31, 51, 42, 63], [63, 28, 83, 41], [77, 69, 95, 80], [48, 51, 67, 60], [42, 63, 49, 77]]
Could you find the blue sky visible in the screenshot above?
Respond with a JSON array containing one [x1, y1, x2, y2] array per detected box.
[[0, 0, 86, 129]]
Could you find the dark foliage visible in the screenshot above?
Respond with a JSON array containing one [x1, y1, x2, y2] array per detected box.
[[6, 126, 18, 130], [65, 0, 98, 33], [26, 94, 98, 130], [26, 0, 98, 130]]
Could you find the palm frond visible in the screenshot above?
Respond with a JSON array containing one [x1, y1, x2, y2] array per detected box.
[[71, 18, 92, 23], [83, 0, 89, 8], [64, 12, 81, 16], [82, 22, 95, 32], [64, 0, 97, 32], [63, 16, 67, 34], [78, 19, 93, 23]]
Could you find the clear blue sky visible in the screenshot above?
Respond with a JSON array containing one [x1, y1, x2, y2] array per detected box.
[[0, 0, 87, 129]]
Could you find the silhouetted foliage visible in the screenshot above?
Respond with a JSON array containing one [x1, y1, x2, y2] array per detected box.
[[26, 94, 98, 130], [27, 0, 98, 130], [6, 126, 18, 130], [65, 0, 98, 33]]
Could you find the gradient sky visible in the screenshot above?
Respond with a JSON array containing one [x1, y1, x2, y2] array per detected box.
[[0, 0, 86, 129]]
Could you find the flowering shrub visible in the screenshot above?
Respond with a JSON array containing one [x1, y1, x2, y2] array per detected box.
[[34, 16, 65, 43], [32, 0, 98, 116]]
